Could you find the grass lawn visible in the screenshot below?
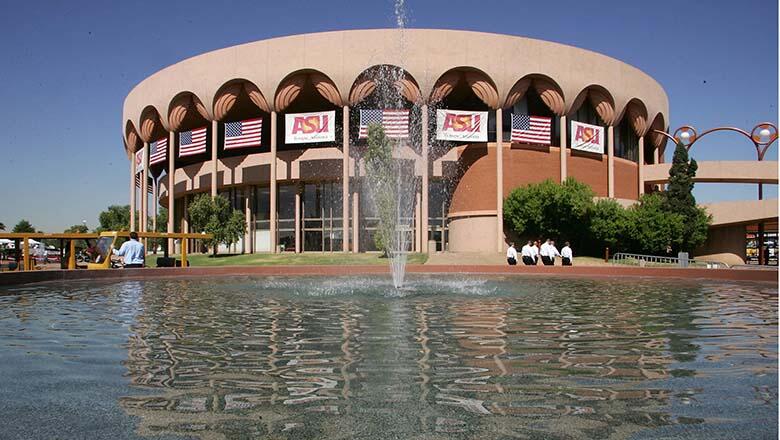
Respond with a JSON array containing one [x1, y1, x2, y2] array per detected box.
[[177, 252, 428, 267]]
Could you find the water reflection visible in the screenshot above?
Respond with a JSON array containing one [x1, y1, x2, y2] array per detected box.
[[0, 276, 776, 439]]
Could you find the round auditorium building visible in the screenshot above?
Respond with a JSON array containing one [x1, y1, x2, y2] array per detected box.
[[123, 29, 669, 254]]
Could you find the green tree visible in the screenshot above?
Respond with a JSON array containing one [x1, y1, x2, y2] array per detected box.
[[626, 193, 686, 254], [589, 198, 629, 250], [503, 178, 594, 243], [97, 205, 134, 232], [363, 124, 398, 255], [0, 222, 5, 231], [12, 219, 36, 233], [188, 194, 246, 256], [64, 224, 89, 234], [662, 142, 711, 252]]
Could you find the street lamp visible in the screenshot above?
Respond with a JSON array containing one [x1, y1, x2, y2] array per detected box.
[[653, 122, 778, 265]]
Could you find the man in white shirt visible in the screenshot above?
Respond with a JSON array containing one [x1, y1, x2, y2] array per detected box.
[[561, 241, 573, 266], [548, 240, 562, 265], [531, 240, 540, 265], [520, 241, 536, 265], [114, 232, 145, 268], [539, 239, 554, 265], [506, 242, 518, 265]]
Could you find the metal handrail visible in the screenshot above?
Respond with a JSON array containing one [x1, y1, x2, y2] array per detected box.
[[611, 252, 729, 269]]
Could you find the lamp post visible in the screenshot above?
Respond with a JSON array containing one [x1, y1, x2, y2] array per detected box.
[[653, 122, 778, 265]]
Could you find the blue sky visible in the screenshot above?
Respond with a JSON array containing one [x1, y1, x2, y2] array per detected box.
[[0, 0, 776, 232]]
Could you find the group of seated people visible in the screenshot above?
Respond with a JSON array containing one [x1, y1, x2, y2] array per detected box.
[[506, 239, 573, 266]]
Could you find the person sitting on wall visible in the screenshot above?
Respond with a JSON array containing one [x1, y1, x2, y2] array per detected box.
[[114, 232, 145, 269], [561, 242, 573, 266], [506, 242, 518, 266], [521, 241, 536, 265]]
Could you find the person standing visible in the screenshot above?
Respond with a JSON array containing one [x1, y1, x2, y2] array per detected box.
[[539, 239, 554, 266], [549, 240, 562, 265], [531, 240, 540, 265], [561, 241, 573, 266], [506, 242, 518, 266], [521, 241, 535, 265], [115, 232, 145, 268]]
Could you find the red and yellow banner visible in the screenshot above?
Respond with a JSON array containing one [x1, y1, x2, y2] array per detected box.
[[285, 111, 336, 144], [436, 110, 488, 142]]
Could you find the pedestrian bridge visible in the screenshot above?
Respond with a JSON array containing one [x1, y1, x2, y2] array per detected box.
[[643, 161, 778, 185], [703, 199, 778, 227]]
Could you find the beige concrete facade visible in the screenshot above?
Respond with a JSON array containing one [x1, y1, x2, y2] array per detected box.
[[123, 29, 673, 254]]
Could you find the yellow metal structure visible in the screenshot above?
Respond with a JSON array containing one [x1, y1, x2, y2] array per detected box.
[[0, 231, 211, 271]]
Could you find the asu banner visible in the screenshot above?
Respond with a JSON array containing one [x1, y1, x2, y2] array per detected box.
[[135, 148, 146, 174], [570, 120, 605, 154], [436, 110, 488, 142], [285, 111, 336, 144]]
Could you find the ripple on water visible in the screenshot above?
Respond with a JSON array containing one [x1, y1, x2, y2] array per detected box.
[[0, 275, 776, 439]]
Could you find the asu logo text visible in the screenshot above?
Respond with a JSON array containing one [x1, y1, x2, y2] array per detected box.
[[291, 114, 330, 134], [574, 125, 599, 144], [442, 113, 481, 132]]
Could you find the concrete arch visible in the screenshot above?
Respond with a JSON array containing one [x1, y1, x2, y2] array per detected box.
[[139, 105, 166, 143], [568, 84, 616, 126], [275, 69, 342, 112], [125, 120, 142, 154], [647, 112, 668, 163], [614, 98, 649, 137], [503, 73, 565, 115], [348, 64, 421, 106], [429, 66, 500, 109], [167, 91, 209, 132], [213, 78, 270, 121]]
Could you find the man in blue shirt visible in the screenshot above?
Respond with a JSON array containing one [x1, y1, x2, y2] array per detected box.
[[114, 232, 145, 268]]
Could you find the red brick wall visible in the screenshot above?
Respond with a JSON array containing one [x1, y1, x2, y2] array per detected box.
[[614, 158, 639, 200], [568, 150, 608, 197], [448, 144, 496, 214], [448, 144, 637, 216]]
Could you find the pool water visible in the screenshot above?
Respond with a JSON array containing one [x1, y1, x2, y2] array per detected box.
[[0, 275, 776, 439]]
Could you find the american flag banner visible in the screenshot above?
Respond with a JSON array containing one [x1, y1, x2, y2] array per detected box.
[[358, 109, 409, 139], [511, 114, 552, 145], [135, 174, 153, 194], [178, 127, 208, 157], [224, 118, 263, 150], [149, 137, 168, 165]]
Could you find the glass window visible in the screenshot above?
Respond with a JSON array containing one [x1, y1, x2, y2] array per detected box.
[[615, 118, 639, 162]]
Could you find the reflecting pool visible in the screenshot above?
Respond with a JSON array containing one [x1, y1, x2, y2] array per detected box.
[[0, 276, 776, 439]]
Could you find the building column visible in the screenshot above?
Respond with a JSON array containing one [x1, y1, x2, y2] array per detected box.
[[421, 104, 430, 253], [414, 190, 421, 252], [559, 115, 567, 182], [245, 189, 252, 254], [638, 136, 645, 196], [130, 152, 136, 231], [607, 125, 615, 198], [182, 195, 189, 253], [270, 111, 278, 253], [653, 144, 659, 165], [352, 191, 359, 253], [495, 109, 504, 253], [342, 106, 350, 252], [294, 188, 301, 253], [142, 142, 149, 234], [211, 120, 218, 197], [152, 180, 157, 233], [167, 131, 175, 251]]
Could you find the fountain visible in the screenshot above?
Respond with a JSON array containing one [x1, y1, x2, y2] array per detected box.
[[360, 0, 419, 288]]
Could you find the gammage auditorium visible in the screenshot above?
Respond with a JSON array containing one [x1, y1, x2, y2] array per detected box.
[[123, 29, 670, 254]]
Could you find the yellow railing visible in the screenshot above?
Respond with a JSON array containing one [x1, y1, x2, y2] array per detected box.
[[0, 232, 212, 271]]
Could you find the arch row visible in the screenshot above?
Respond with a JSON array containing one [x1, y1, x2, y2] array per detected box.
[[125, 66, 664, 153]]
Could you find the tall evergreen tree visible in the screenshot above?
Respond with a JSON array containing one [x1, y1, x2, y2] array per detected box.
[[663, 142, 710, 252]]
